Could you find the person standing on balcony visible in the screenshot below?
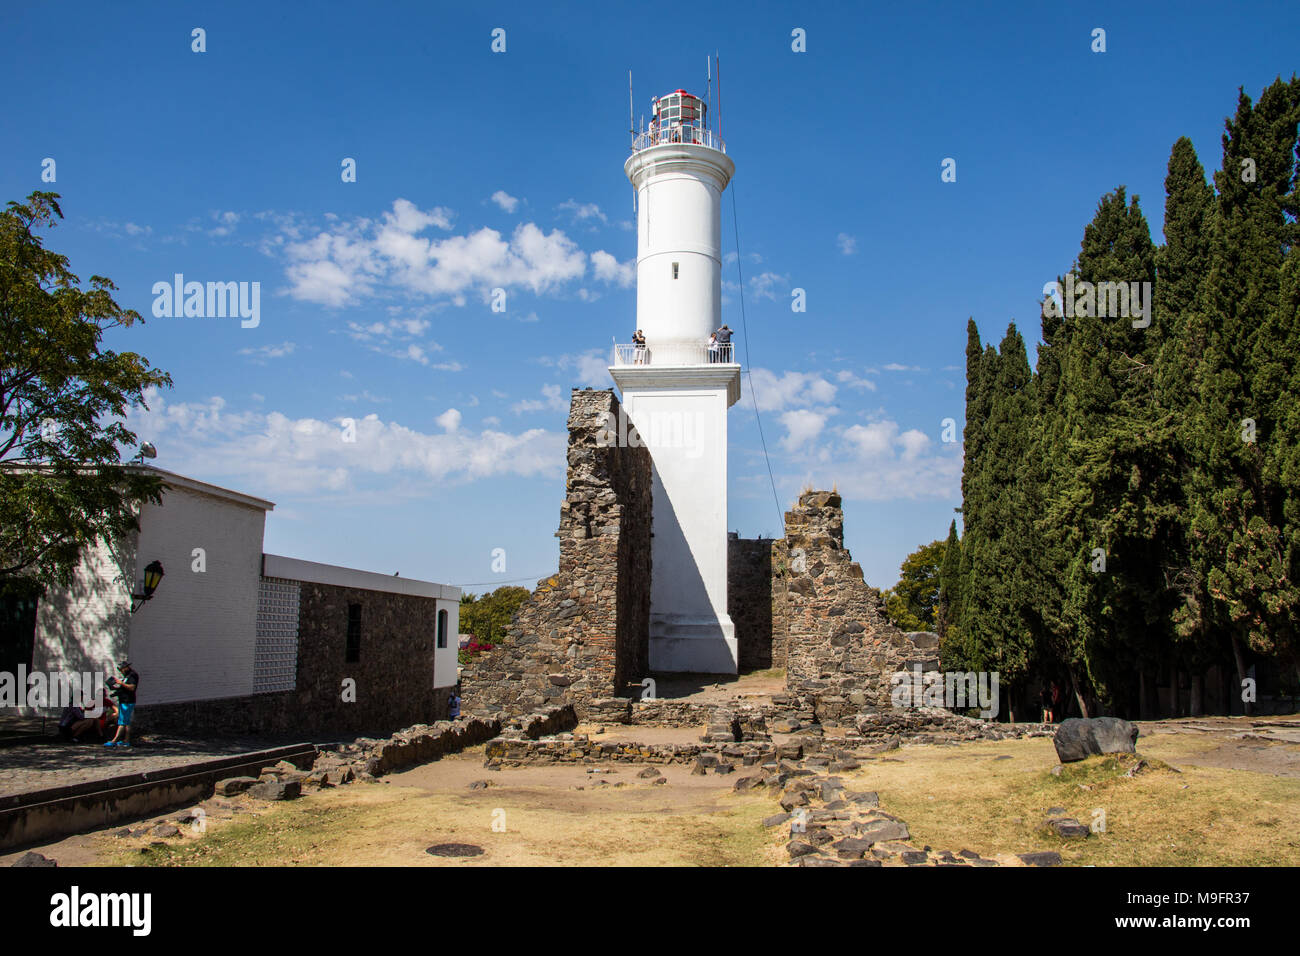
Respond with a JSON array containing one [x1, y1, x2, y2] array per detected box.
[[633, 329, 647, 364], [713, 324, 733, 363]]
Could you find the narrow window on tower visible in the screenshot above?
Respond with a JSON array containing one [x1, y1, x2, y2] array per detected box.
[[672, 261, 679, 279]]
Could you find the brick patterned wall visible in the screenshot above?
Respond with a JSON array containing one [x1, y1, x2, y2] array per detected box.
[[255, 577, 299, 693], [459, 389, 652, 718], [782, 491, 939, 721]]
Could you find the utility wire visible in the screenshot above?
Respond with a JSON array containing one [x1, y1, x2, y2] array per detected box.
[[730, 183, 785, 532]]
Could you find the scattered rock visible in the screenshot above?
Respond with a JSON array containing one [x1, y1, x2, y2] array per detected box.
[[214, 776, 258, 796], [12, 852, 56, 867], [1053, 717, 1139, 763], [1018, 851, 1063, 867], [247, 780, 302, 801]]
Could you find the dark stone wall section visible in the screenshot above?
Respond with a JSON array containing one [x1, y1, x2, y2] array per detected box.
[[781, 491, 939, 722], [458, 389, 653, 719], [139, 582, 445, 738]]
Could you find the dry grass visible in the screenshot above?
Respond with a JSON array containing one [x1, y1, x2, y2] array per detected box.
[[825, 732, 1300, 866], [111, 781, 776, 868], [105, 729, 1300, 868]]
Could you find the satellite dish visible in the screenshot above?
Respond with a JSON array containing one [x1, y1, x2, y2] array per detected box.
[[138, 442, 157, 460]]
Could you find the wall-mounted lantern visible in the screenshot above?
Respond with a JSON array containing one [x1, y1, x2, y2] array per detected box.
[[131, 560, 165, 613]]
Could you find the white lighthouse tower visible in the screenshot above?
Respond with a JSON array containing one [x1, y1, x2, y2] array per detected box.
[[609, 89, 740, 674]]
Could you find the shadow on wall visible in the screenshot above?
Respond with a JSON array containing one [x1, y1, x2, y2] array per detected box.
[[30, 533, 136, 690]]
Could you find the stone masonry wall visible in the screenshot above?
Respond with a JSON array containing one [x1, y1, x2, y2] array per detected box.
[[458, 389, 652, 719], [140, 581, 445, 738], [782, 491, 939, 723], [729, 535, 790, 671]]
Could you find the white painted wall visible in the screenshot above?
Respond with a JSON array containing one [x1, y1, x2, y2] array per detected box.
[[25, 531, 135, 715], [433, 598, 460, 689], [621, 380, 737, 673], [626, 144, 734, 349], [127, 486, 268, 704]]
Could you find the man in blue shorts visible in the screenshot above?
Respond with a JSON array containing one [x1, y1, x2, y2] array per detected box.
[[104, 659, 139, 748]]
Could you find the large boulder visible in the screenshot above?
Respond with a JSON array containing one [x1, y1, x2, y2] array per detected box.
[[1053, 717, 1139, 763]]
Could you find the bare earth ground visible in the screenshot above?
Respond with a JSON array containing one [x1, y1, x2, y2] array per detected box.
[[3, 715, 1297, 867]]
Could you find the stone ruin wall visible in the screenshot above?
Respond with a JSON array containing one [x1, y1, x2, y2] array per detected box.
[[458, 389, 651, 719], [728, 534, 790, 671], [779, 491, 939, 724], [461, 391, 933, 730]]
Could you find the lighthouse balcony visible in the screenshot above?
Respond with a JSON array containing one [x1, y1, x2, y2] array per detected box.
[[612, 342, 736, 367], [632, 127, 726, 154]]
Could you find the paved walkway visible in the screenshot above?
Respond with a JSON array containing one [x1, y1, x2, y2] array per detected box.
[[0, 733, 310, 799]]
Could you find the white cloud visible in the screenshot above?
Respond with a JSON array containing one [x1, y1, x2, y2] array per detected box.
[[490, 190, 520, 213], [539, 350, 612, 388], [749, 272, 789, 301], [436, 408, 462, 432], [238, 341, 296, 361], [123, 389, 565, 496], [882, 363, 922, 372], [773, 418, 960, 502], [837, 232, 857, 255], [744, 368, 838, 412], [511, 383, 568, 415], [897, 429, 930, 460], [779, 409, 829, 452], [557, 199, 608, 225], [836, 369, 877, 391], [281, 199, 585, 307], [591, 250, 635, 287]]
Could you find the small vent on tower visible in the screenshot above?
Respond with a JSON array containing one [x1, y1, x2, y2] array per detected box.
[[672, 262, 679, 279]]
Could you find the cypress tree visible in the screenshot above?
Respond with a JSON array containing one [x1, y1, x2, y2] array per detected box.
[[936, 518, 963, 646], [1188, 79, 1300, 708], [1048, 187, 1162, 716], [1154, 136, 1217, 714], [964, 325, 1037, 714]]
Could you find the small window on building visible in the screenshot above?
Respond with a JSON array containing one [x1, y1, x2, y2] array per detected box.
[[437, 609, 448, 649], [345, 603, 361, 662], [672, 262, 679, 279]]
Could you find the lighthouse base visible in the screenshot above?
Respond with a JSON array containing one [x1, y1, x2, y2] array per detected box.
[[649, 613, 738, 674]]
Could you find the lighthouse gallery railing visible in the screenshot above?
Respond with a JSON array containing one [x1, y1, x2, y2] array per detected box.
[[612, 342, 735, 366]]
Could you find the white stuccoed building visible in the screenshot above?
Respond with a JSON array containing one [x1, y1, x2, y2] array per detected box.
[[609, 89, 741, 674]]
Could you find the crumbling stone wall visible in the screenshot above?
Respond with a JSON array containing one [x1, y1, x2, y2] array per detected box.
[[459, 389, 652, 718], [782, 491, 938, 722], [728, 535, 790, 671]]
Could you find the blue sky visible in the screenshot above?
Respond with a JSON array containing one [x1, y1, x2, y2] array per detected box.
[[4, 0, 1297, 592]]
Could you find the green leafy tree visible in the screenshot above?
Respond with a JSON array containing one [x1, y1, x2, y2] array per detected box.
[[0, 192, 171, 585], [883, 538, 946, 631], [459, 585, 531, 644]]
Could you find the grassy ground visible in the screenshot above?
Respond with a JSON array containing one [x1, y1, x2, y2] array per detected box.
[[829, 731, 1300, 866], [95, 727, 1300, 867]]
